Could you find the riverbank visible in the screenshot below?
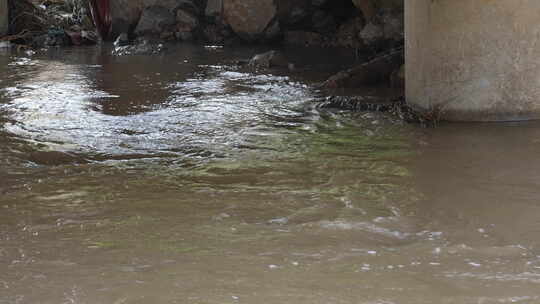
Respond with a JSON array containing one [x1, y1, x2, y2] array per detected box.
[[1, 0, 403, 55], [1, 0, 96, 48]]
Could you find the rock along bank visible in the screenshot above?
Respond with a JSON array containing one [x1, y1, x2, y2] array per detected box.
[[1, 0, 7, 37]]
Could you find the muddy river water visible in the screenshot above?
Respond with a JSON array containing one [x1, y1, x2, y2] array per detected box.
[[1, 44, 540, 304]]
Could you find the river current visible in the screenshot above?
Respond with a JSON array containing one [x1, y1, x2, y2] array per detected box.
[[1, 44, 540, 304]]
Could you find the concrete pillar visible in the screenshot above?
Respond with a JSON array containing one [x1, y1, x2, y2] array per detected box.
[[406, 0, 540, 121], [0, 0, 7, 37]]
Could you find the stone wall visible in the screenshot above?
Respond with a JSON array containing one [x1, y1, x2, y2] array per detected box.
[[93, 0, 404, 50]]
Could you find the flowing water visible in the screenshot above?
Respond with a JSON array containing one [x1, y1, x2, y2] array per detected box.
[[1, 44, 540, 304]]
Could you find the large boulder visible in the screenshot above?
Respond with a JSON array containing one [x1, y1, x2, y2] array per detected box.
[[205, 0, 223, 17], [108, 0, 145, 37], [352, 0, 403, 47], [352, 0, 403, 21], [175, 8, 199, 40], [148, 0, 201, 15], [91, 0, 199, 39], [134, 5, 176, 36], [223, 0, 277, 40], [0, 0, 7, 37], [275, 0, 311, 27]]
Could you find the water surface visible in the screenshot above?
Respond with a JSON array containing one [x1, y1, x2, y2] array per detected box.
[[1, 45, 540, 304]]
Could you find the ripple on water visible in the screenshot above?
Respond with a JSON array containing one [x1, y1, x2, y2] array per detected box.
[[1, 58, 316, 164], [316, 220, 415, 240]]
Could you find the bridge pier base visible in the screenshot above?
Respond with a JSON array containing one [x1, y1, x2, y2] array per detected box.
[[406, 0, 540, 121]]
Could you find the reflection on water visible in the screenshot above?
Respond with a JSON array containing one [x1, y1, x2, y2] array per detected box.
[[1, 45, 540, 304]]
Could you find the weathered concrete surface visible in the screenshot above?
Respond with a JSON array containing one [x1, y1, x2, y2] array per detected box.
[[406, 0, 540, 121], [0, 0, 8, 37]]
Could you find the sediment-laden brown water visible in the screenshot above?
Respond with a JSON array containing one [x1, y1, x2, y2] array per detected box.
[[1, 44, 540, 304]]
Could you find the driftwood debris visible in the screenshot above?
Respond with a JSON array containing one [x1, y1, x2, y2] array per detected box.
[[6, 0, 47, 41], [322, 47, 404, 88], [314, 95, 440, 127], [2, 0, 95, 46]]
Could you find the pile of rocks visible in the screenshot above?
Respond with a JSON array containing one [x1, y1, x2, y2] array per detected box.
[[2, 0, 403, 52], [96, 0, 404, 88], [100, 0, 403, 50]]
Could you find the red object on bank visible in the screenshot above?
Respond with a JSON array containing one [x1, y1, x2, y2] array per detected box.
[[89, 0, 111, 39]]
